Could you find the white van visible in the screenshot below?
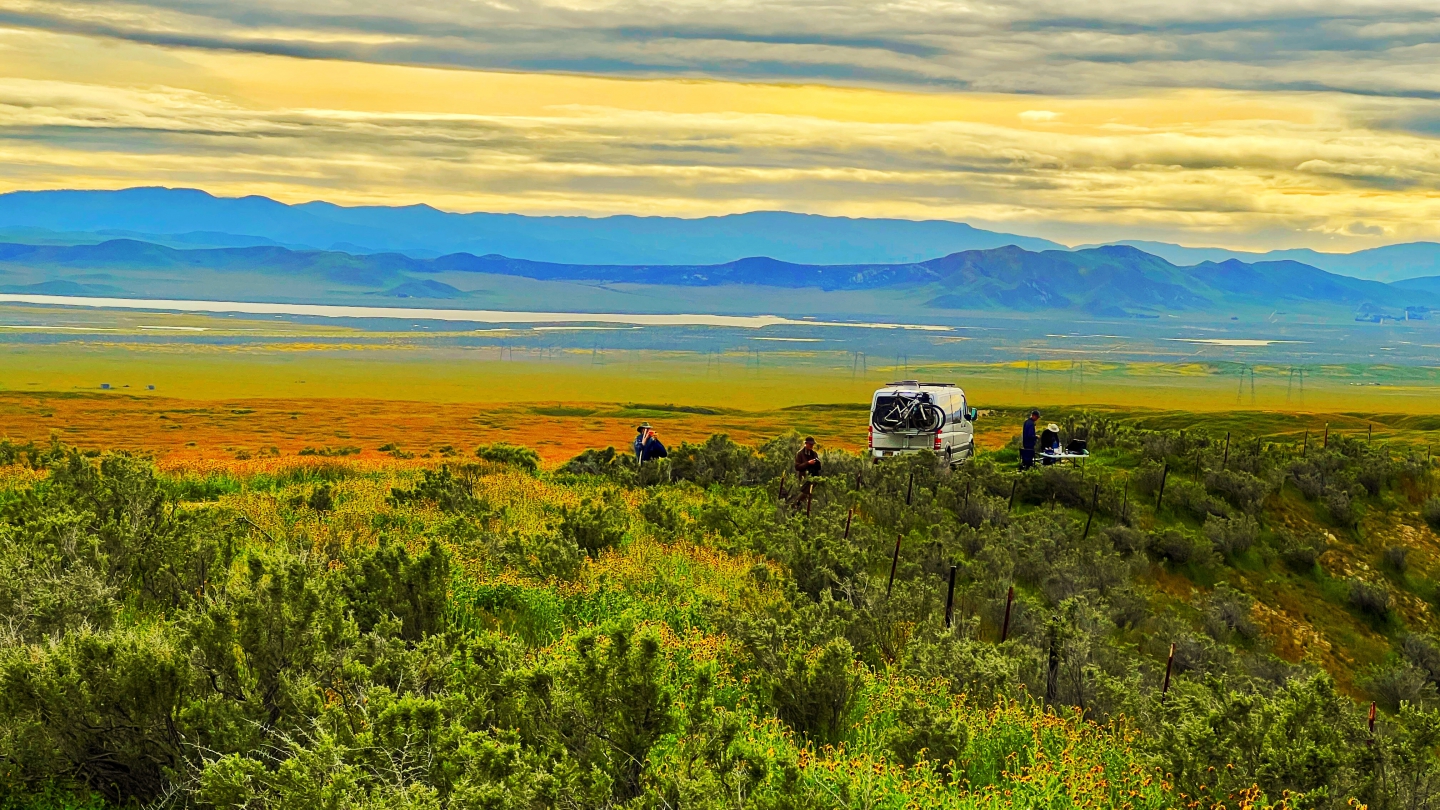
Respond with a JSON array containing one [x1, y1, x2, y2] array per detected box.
[[869, 381, 976, 464]]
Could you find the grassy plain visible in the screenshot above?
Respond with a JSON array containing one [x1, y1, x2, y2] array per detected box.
[[6, 334, 1440, 807]]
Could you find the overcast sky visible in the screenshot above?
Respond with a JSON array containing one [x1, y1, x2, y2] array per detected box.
[[4, 0, 1440, 249]]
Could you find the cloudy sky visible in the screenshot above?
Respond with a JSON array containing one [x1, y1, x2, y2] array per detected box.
[[4, 1, 1440, 249]]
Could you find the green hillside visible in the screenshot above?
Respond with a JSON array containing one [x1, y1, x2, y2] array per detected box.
[[2, 413, 1440, 809]]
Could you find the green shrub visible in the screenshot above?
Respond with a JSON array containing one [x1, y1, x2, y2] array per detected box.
[[475, 442, 541, 474], [297, 445, 360, 457], [667, 434, 761, 485], [883, 694, 969, 771], [1325, 487, 1357, 526], [771, 638, 862, 746], [1276, 527, 1327, 571], [1203, 583, 1257, 641], [1361, 664, 1437, 712], [560, 493, 629, 556], [560, 446, 637, 483], [388, 465, 483, 513], [1423, 496, 1440, 533], [1103, 525, 1147, 555], [1349, 578, 1393, 619], [1149, 527, 1208, 566], [338, 538, 450, 640], [1383, 545, 1410, 574], [1204, 468, 1272, 513], [1204, 514, 1258, 558], [1402, 634, 1440, 684]]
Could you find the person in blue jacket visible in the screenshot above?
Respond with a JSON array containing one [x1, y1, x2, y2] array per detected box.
[[633, 423, 651, 463], [640, 427, 668, 462], [1020, 409, 1040, 470]]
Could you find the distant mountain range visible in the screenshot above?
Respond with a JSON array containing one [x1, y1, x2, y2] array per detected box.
[[3, 187, 1439, 284], [0, 238, 1433, 318], [0, 188, 1063, 265], [1083, 240, 1440, 284]]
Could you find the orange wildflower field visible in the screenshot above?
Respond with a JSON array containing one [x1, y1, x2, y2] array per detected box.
[[2, 392, 1015, 471]]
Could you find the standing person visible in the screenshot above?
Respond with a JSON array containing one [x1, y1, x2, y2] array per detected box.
[[633, 423, 651, 464], [1021, 410, 1040, 470], [794, 436, 822, 479], [641, 428, 668, 462], [793, 436, 821, 506]]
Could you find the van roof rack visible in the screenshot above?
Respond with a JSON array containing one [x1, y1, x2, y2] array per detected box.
[[884, 380, 956, 387]]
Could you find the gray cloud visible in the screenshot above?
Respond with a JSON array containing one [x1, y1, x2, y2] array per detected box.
[[5, 0, 1440, 98]]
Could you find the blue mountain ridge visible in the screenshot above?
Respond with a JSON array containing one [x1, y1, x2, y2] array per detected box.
[[0, 187, 1063, 265], [0, 239, 1430, 316]]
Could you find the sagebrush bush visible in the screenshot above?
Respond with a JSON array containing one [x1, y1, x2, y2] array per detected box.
[[1150, 527, 1206, 565], [1203, 583, 1258, 642], [1361, 663, 1437, 712], [1204, 514, 1258, 558], [771, 638, 862, 746], [1204, 468, 1271, 513], [1349, 578, 1393, 618], [1324, 487, 1357, 526], [1103, 524, 1147, 555], [559, 446, 637, 481], [388, 464, 483, 513], [1383, 545, 1410, 573], [475, 441, 541, 474], [1275, 527, 1327, 571], [559, 493, 630, 556], [1424, 496, 1440, 533], [1403, 634, 1440, 683]]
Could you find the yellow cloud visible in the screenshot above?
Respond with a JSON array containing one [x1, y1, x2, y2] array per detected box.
[[1, 26, 1439, 250]]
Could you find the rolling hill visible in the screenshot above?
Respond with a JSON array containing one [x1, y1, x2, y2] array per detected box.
[[0, 238, 1430, 317]]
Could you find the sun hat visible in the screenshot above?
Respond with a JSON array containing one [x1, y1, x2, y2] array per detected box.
[[1046, 423, 1060, 432]]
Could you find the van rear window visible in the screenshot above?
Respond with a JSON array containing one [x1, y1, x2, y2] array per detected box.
[[872, 394, 945, 432]]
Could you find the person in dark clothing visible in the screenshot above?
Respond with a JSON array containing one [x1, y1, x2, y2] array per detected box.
[[1039, 422, 1061, 465], [640, 430, 668, 462], [633, 423, 651, 463], [1020, 410, 1040, 470], [794, 436, 821, 478], [792, 437, 821, 506]]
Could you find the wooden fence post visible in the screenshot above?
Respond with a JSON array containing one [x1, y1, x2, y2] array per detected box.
[[905, 471, 914, 506], [887, 534, 902, 597], [1000, 585, 1014, 642], [1045, 623, 1060, 704], [1082, 483, 1099, 539], [1121, 479, 1130, 524], [944, 565, 957, 628], [1156, 462, 1169, 511], [1161, 642, 1175, 704], [1222, 432, 1231, 469], [1302, 429, 1308, 457], [1324, 423, 1330, 448], [1008, 477, 1019, 512], [842, 507, 854, 542]]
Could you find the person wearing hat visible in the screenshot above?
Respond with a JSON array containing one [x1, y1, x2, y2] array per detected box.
[[792, 436, 822, 506], [1020, 410, 1040, 470], [641, 427, 668, 462], [794, 436, 822, 479], [1040, 422, 1062, 464], [633, 423, 651, 464]]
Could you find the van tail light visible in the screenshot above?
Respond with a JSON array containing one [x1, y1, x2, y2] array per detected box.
[[868, 425, 874, 449], [934, 429, 942, 450]]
